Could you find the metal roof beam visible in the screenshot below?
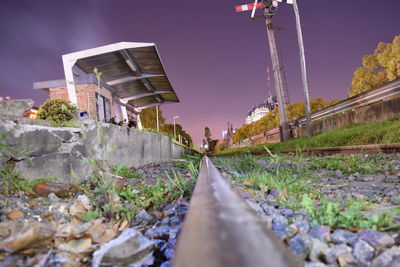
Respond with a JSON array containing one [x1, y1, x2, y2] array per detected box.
[[136, 100, 177, 110], [121, 90, 170, 101], [141, 78, 156, 92], [106, 73, 165, 86], [119, 49, 141, 74]]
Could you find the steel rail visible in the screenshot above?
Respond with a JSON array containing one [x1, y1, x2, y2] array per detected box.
[[223, 143, 400, 157], [172, 156, 301, 267], [298, 78, 400, 125]]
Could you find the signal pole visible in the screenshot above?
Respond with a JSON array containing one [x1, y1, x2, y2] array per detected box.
[[293, 0, 312, 136], [263, 5, 290, 141]]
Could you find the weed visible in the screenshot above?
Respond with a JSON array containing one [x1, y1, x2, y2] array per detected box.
[[111, 164, 141, 178], [0, 163, 55, 197], [300, 194, 399, 230], [308, 155, 383, 174]]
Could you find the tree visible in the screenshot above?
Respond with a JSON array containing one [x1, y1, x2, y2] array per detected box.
[[140, 106, 166, 129], [161, 123, 193, 147], [37, 99, 78, 124], [348, 35, 400, 97], [232, 97, 339, 143]]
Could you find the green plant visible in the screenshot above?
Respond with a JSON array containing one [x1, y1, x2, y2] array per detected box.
[[37, 99, 78, 124], [308, 154, 382, 174], [300, 194, 399, 230], [0, 163, 54, 198], [165, 170, 194, 196], [111, 164, 141, 178]]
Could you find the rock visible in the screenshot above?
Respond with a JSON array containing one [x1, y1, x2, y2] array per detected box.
[[331, 229, 357, 244], [0, 222, 54, 253], [337, 252, 358, 267], [0, 99, 34, 116], [245, 199, 263, 213], [352, 239, 375, 265], [326, 244, 352, 264], [372, 246, 400, 267], [292, 220, 310, 234], [335, 170, 343, 177], [288, 234, 313, 260], [357, 229, 395, 250], [58, 238, 93, 254], [304, 262, 327, 267], [87, 220, 118, 244], [273, 224, 297, 241], [309, 225, 331, 242], [269, 189, 283, 199], [309, 237, 330, 262], [145, 226, 170, 240], [357, 174, 375, 182], [164, 248, 174, 259], [70, 194, 92, 219], [133, 209, 155, 226], [6, 210, 24, 220], [160, 261, 171, 267], [92, 228, 154, 267], [261, 204, 279, 216], [33, 182, 75, 198]]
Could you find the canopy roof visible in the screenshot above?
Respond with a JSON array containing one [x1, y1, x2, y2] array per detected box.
[[35, 42, 179, 110]]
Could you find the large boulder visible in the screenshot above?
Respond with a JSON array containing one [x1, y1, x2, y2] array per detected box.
[[0, 99, 34, 116]]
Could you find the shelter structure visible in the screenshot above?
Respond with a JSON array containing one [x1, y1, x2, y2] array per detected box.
[[34, 42, 179, 123]]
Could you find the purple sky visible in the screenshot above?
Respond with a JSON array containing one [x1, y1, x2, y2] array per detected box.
[[1, 0, 399, 145]]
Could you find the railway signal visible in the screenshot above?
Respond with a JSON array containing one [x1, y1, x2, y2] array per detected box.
[[235, 0, 313, 140], [236, 0, 290, 141]]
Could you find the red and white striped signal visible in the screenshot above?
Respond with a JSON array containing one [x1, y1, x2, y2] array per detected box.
[[235, 0, 293, 13], [235, 2, 264, 12]]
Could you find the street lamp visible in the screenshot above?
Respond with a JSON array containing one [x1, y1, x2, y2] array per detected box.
[[173, 115, 179, 140]]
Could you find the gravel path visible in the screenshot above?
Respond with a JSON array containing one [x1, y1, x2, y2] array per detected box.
[[216, 153, 400, 267]]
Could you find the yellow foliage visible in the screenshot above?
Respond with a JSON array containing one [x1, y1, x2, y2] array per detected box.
[[233, 97, 339, 143], [349, 35, 400, 97]]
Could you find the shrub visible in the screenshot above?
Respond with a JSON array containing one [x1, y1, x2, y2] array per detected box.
[[37, 99, 78, 124]]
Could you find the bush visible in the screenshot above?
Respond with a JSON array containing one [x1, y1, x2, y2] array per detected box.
[[37, 99, 78, 124]]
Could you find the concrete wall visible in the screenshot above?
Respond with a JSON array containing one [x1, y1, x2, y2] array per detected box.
[[0, 119, 194, 183], [297, 97, 400, 137]]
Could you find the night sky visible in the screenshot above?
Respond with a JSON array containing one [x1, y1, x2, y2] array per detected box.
[[1, 0, 399, 145]]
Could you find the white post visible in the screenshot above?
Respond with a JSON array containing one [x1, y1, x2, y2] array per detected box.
[[156, 105, 160, 131], [120, 100, 128, 123], [173, 115, 179, 140], [293, 0, 312, 136], [62, 57, 78, 105], [137, 113, 143, 130]]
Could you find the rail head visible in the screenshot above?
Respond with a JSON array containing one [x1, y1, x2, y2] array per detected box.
[[172, 156, 301, 267]]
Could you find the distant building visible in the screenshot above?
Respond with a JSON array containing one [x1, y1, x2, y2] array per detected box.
[[245, 96, 277, 124]]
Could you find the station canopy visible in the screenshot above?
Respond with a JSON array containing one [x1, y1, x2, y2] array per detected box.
[[63, 42, 179, 110]]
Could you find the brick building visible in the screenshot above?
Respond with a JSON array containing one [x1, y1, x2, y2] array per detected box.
[[34, 42, 179, 123]]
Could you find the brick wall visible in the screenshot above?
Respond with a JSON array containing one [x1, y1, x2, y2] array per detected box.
[[48, 84, 116, 121]]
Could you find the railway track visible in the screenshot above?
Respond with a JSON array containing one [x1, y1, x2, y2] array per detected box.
[[223, 143, 400, 156], [172, 156, 301, 267]]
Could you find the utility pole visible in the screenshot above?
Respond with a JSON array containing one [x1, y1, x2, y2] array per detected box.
[[293, 0, 312, 136], [173, 115, 179, 140], [263, 3, 290, 141], [156, 105, 160, 131]]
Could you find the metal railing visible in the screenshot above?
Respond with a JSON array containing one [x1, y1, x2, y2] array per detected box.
[[172, 157, 301, 267], [298, 78, 400, 125]]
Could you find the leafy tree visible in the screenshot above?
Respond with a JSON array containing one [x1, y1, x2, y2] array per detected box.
[[37, 99, 78, 124], [140, 106, 166, 129], [233, 97, 339, 143], [139, 106, 193, 147], [161, 123, 193, 147], [349, 35, 400, 97]]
